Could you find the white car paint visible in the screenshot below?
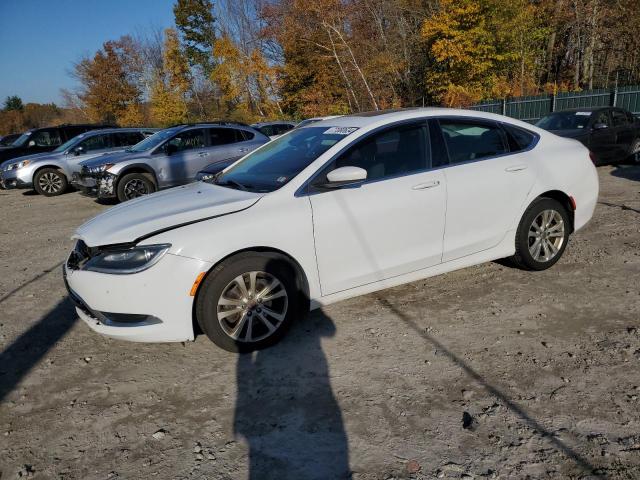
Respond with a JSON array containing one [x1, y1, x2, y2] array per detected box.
[[64, 108, 599, 343]]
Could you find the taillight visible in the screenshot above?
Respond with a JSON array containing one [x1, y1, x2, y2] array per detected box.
[[569, 196, 577, 211], [589, 151, 597, 164]]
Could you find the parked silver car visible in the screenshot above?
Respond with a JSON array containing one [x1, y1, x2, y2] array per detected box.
[[0, 128, 157, 196], [74, 122, 269, 203]]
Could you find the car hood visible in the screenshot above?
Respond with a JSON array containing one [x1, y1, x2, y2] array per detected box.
[[1, 151, 57, 168], [80, 150, 139, 167], [74, 181, 263, 246], [548, 129, 588, 139]]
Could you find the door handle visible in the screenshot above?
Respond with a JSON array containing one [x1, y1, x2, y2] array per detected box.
[[198, 152, 209, 157], [238, 147, 249, 153], [412, 180, 440, 190], [505, 165, 527, 172]]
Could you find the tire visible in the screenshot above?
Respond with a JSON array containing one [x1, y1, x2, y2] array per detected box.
[[629, 138, 640, 164], [195, 252, 302, 352], [510, 198, 570, 271], [34, 168, 68, 196], [116, 172, 156, 203]]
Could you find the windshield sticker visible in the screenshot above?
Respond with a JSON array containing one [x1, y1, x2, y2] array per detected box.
[[575, 112, 592, 116], [324, 127, 359, 135], [276, 176, 288, 183]]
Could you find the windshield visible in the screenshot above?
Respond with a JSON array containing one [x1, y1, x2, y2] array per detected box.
[[53, 133, 85, 153], [536, 112, 592, 130], [11, 132, 32, 147], [126, 127, 180, 152], [216, 126, 355, 192]]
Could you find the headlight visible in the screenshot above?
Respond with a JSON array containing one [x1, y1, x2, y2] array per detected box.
[[196, 172, 215, 182], [87, 163, 115, 174], [4, 159, 31, 171], [84, 244, 170, 274]]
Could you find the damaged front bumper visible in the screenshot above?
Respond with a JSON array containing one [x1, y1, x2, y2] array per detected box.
[[72, 171, 117, 198]]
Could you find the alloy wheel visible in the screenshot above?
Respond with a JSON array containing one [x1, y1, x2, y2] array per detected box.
[[216, 271, 288, 343], [631, 140, 640, 163], [123, 179, 149, 199], [38, 172, 63, 194], [528, 209, 565, 262]]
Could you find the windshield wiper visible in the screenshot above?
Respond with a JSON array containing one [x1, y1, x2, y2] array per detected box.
[[216, 178, 248, 191]]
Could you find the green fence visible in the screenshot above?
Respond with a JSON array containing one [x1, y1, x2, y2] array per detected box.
[[470, 85, 640, 123]]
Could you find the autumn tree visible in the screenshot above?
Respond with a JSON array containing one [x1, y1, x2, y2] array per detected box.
[[151, 28, 192, 126], [72, 36, 145, 125]]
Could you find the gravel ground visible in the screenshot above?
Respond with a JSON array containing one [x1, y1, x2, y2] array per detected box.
[[0, 165, 639, 480]]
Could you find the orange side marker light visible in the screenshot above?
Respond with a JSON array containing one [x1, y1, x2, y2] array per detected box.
[[190, 272, 206, 296]]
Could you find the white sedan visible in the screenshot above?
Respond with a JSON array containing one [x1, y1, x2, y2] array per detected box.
[[64, 109, 598, 352]]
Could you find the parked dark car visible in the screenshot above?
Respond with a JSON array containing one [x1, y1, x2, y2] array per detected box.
[[0, 124, 115, 163], [535, 107, 640, 165], [0, 133, 20, 147]]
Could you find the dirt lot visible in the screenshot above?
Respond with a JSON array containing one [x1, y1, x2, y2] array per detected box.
[[0, 165, 639, 480]]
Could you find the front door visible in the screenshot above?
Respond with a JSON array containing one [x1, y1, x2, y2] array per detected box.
[[308, 122, 446, 296], [156, 128, 207, 187]]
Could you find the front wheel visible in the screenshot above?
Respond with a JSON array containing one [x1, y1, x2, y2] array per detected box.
[[195, 252, 301, 352], [511, 198, 570, 271], [34, 168, 68, 196], [116, 172, 156, 202]]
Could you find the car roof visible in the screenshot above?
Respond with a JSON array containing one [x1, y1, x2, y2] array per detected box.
[[251, 121, 296, 127], [301, 107, 534, 129]]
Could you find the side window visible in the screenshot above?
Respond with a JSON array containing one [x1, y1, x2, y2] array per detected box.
[[611, 109, 628, 127], [111, 132, 144, 147], [502, 124, 536, 152], [592, 110, 611, 127], [166, 129, 206, 152], [439, 120, 507, 164], [258, 125, 275, 137], [209, 128, 239, 146], [30, 129, 62, 147], [78, 134, 109, 152], [275, 124, 294, 135], [241, 130, 255, 141], [63, 127, 86, 140], [332, 124, 429, 182]]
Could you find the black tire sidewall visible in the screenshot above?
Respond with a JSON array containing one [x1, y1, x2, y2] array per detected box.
[[34, 168, 67, 196], [116, 173, 155, 202], [515, 198, 570, 271], [195, 253, 300, 353]]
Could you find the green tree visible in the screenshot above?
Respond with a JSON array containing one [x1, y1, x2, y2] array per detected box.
[[3, 95, 24, 111], [173, 0, 216, 74]]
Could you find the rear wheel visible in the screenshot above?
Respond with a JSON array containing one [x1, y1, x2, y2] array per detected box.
[[629, 138, 640, 164], [195, 252, 300, 352], [511, 198, 570, 271], [116, 172, 156, 202], [34, 168, 68, 196]]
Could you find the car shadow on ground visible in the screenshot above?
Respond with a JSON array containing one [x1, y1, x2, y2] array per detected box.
[[232, 309, 350, 480], [610, 163, 640, 183], [0, 298, 77, 403]]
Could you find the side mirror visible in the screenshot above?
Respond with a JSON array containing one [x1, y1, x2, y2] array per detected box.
[[320, 166, 367, 189], [73, 146, 84, 156], [28, 140, 36, 147], [592, 123, 608, 131]]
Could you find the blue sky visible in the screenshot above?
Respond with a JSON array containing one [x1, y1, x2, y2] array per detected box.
[[0, 0, 176, 105]]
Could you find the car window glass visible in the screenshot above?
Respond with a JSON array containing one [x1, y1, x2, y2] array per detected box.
[[78, 134, 109, 152], [111, 132, 144, 147], [502, 124, 536, 152], [209, 128, 239, 146], [257, 125, 275, 137], [30, 129, 62, 147], [167, 129, 206, 152], [535, 112, 591, 130], [592, 110, 611, 127], [612, 110, 628, 126], [439, 121, 507, 163], [332, 124, 429, 181], [241, 130, 255, 141], [275, 124, 293, 135]]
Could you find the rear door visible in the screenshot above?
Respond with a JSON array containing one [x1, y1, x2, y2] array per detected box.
[[434, 118, 536, 262], [588, 109, 616, 162], [205, 127, 250, 168]]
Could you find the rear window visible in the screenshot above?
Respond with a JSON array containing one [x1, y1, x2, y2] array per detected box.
[[439, 120, 508, 163], [502, 124, 536, 152]]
